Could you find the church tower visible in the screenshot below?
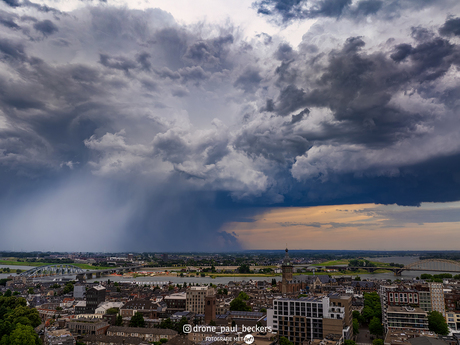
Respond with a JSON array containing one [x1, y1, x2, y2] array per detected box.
[[281, 247, 293, 294]]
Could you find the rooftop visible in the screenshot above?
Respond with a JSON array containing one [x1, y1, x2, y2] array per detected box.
[[387, 306, 427, 314]]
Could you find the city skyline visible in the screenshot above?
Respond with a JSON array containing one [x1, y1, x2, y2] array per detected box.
[[1, 0, 460, 252]]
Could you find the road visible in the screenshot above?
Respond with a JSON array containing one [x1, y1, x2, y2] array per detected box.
[[356, 327, 372, 345]]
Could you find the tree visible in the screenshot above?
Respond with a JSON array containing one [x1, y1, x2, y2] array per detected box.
[[177, 317, 188, 334], [361, 306, 375, 323], [344, 340, 356, 345], [129, 312, 145, 328], [63, 283, 74, 295], [106, 308, 119, 315], [209, 320, 216, 326], [238, 264, 251, 274], [230, 298, 251, 311], [373, 339, 384, 345], [4, 290, 12, 297], [428, 311, 449, 335], [272, 278, 277, 286], [369, 317, 384, 337], [280, 337, 294, 345], [115, 314, 123, 326], [238, 291, 250, 300], [353, 318, 360, 335], [8, 324, 38, 345], [27, 288, 34, 295], [354, 276, 361, 281]]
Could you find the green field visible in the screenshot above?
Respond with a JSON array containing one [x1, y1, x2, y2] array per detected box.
[[311, 260, 349, 266], [0, 260, 112, 270]]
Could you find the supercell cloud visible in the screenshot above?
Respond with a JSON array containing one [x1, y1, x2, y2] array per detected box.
[[0, 0, 460, 251]]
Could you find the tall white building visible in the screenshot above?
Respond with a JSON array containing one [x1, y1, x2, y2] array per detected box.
[[379, 285, 398, 332], [428, 282, 445, 316]]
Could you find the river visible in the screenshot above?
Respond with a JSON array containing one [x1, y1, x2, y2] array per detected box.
[[0, 256, 450, 284]]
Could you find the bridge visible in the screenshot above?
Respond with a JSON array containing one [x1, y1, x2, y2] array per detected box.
[[20, 264, 85, 277], [325, 259, 460, 276], [19, 264, 144, 280]]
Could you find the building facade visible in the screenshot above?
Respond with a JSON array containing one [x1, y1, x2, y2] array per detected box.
[[86, 286, 106, 314], [267, 294, 352, 345], [386, 306, 429, 332], [428, 282, 446, 317], [165, 292, 187, 315], [186, 286, 215, 314]]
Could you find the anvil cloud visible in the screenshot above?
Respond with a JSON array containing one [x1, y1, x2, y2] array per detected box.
[[1, 0, 460, 251]]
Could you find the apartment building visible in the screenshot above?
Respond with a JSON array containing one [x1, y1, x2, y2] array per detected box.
[[380, 285, 398, 332], [267, 294, 352, 345], [86, 286, 106, 314], [428, 282, 445, 317], [386, 306, 429, 332], [165, 292, 187, 315], [186, 286, 215, 314]]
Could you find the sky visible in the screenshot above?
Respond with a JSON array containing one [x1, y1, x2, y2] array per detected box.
[[1, 0, 460, 252]]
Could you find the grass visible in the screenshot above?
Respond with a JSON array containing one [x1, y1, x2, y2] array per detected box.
[[311, 260, 350, 266], [0, 260, 114, 271]]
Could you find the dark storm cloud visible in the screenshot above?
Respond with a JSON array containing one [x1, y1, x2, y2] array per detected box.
[[0, 38, 27, 61], [253, 0, 448, 24], [2, 0, 61, 13], [2, 0, 21, 7], [308, 0, 352, 18], [33, 19, 58, 36], [1, 0, 460, 251], [253, 0, 352, 23], [272, 35, 460, 147], [99, 53, 137, 73], [349, 0, 383, 16], [390, 43, 413, 62], [439, 17, 460, 37], [182, 34, 234, 70], [274, 42, 294, 61], [411, 26, 434, 42], [136, 52, 152, 71], [234, 67, 263, 92], [0, 11, 20, 29]]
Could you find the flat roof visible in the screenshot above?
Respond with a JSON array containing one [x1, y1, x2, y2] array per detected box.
[[388, 306, 427, 314]]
